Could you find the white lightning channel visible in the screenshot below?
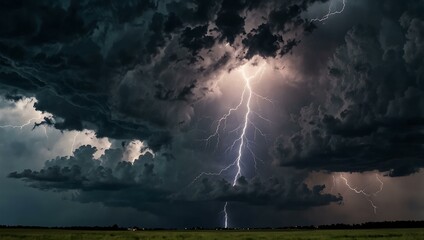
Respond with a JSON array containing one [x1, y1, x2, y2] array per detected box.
[[0, 117, 41, 130], [339, 174, 371, 197], [368, 199, 377, 214], [0, 116, 50, 140], [223, 201, 229, 228], [338, 173, 383, 214], [311, 0, 346, 22], [231, 67, 254, 186], [194, 63, 268, 186], [191, 62, 269, 228], [374, 174, 384, 196], [204, 86, 247, 151]]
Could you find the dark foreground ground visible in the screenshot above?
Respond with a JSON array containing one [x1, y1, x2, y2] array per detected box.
[[1, 228, 424, 240]]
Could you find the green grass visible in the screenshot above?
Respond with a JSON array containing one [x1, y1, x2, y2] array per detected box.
[[0, 228, 423, 240]]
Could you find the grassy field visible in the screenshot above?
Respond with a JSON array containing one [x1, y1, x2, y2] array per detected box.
[[1, 228, 423, 240]]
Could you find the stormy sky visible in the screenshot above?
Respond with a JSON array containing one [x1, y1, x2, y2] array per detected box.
[[0, 0, 423, 228]]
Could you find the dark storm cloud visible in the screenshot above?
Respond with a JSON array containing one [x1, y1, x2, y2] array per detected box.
[[214, 0, 246, 44], [0, 0, 325, 151], [3, 0, 424, 228], [9, 145, 341, 213], [180, 25, 215, 56], [273, 1, 424, 177], [9, 146, 162, 192], [243, 24, 282, 59], [184, 176, 342, 210]]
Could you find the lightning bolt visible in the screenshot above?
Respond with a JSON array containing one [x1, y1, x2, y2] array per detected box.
[[223, 201, 229, 228], [194, 63, 268, 185], [70, 132, 79, 156], [368, 199, 377, 214], [230, 66, 255, 186], [311, 0, 346, 22], [191, 62, 269, 228], [339, 174, 371, 197], [0, 96, 52, 139], [0, 117, 41, 130], [203, 87, 247, 151], [338, 173, 383, 214], [374, 174, 384, 196], [0, 116, 50, 140]]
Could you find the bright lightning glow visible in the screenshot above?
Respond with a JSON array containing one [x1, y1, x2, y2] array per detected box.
[[231, 66, 255, 186], [0, 98, 111, 159], [0, 97, 52, 139], [0, 116, 50, 139], [194, 63, 268, 186], [223, 201, 229, 228], [204, 87, 247, 151], [123, 140, 155, 163], [192, 61, 269, 228], [338, 173, 383, 214], [64, 130, 112, 159], [311, 0, 346, 22], [0, 117, 41, 130], [340, 174, 371, 197], [70, 132, 79, 156]]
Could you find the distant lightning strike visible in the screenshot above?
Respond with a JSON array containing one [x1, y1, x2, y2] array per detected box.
[[368, 199, 377, 214], [70, 132, 80, 156], [223, 202, 229, 228], [374, 174, 384, 196], [310, 0, 384, 215], [0, 117, 41, 130], [338, 173, 383, 214], [0, 117, 49, 140], [339, 174, 371, 197], [311, 0, 346, 22]]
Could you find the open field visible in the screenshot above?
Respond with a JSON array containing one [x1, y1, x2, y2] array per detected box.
[[1, 228, 423, 240]]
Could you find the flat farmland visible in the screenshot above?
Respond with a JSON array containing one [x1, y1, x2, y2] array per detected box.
[[1, 228, 423, 240]]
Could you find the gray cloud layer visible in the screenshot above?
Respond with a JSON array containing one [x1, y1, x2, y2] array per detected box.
[[9, 145, 341, 215], [0, 0, 324, 151], [273, 0, 424, 176]]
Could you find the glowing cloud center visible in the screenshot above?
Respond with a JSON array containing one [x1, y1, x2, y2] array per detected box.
[[192, 61, 269, 228]]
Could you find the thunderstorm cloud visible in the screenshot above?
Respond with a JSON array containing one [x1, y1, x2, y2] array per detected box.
[[1, 0, 424, 228]]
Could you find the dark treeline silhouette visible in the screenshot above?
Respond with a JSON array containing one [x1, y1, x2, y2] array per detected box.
[[0, 221, 423, 231], [316, 221, 424, 230], [0, 224, 125, 231]]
